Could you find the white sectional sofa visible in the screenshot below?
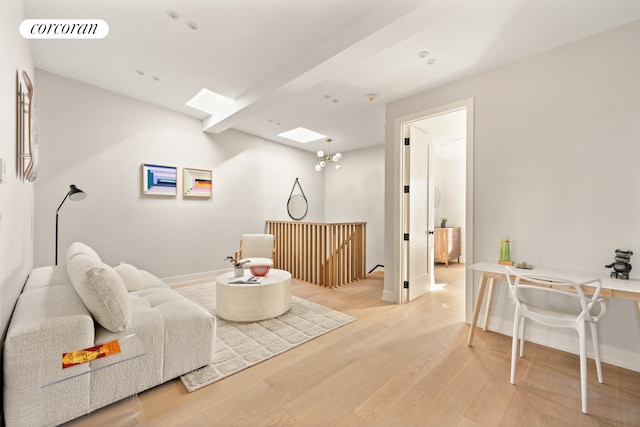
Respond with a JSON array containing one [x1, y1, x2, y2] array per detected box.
[[3, 242, 216, 427]]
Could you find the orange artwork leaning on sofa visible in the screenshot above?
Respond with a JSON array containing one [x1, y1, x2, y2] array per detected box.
[[62, 339, 121, 368]]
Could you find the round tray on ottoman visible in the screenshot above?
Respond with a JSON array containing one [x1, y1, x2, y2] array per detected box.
[[215, 269, 291, 322]]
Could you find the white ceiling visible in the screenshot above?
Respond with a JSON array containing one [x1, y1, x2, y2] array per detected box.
[[23, 0, 640, 155]]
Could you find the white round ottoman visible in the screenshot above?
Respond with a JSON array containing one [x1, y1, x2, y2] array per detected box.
[[215, 269, 291, 322]]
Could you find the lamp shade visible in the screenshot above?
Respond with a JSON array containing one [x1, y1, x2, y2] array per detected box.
[[68, 185, 87, 201]]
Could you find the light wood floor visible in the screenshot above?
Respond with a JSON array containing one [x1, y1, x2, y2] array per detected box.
[[66, 264, 640, 426]]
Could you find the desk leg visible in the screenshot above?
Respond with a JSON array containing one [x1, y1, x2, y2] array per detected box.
[[483, 278, 496, 331], [467, 272, 488, 346]]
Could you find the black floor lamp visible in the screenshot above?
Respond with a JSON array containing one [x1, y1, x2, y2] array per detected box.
[[55, 184, 87, 265]]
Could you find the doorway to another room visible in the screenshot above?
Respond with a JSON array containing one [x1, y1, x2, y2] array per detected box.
[[398, 101, 471, 308], [414, 109, 467, 290]]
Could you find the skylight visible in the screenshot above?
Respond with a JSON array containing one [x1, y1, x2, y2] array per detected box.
[[186, 88, 235, 115], [278, 127, 326, 144]]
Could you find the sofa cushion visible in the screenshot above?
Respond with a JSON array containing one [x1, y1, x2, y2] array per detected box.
[[139, 269, 170, 289], [23, 265, 70, 291], [67, 253, 131, 332]]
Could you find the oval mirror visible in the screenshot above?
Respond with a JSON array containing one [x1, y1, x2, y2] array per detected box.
[[287, 194, 308, 220], [287, 178, 308, 220]]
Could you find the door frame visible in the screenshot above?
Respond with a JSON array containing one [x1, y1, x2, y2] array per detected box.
[[385, 98, 475, 321]]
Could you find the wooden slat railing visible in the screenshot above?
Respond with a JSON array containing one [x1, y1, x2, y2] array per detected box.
[[266, 221, 366, 288]]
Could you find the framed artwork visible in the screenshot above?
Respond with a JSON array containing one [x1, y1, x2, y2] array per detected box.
[[16, 70, 39, 182], [183, 168, 212, 198], [141, 164, 177, 196]]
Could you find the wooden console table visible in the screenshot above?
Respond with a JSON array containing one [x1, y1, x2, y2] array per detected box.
[[467, 261, 640, 346], [434, 227, 461, 267]]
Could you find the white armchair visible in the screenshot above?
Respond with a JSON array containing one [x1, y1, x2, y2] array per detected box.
[[505, 267, 607, 414], [235, 234, 276, 268]]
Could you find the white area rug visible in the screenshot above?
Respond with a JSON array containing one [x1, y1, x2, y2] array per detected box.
[[176, 282, 356, 392]]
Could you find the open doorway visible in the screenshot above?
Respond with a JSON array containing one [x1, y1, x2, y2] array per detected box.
[[405, 109, 467, 299], [391, 98, 473, 313], [413, 109, 467, 292]]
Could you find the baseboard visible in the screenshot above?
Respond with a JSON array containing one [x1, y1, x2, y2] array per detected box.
[[382, 289, 396, 303], [162, 268, 231, 288]]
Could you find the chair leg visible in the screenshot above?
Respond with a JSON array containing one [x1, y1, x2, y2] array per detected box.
[[519, 317, 526, 357], [590, 322, 604, 383], [511, 314, 520, 384], [578, 323, 588, 414]]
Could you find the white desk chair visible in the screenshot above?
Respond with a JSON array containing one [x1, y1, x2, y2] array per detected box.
[[505, 267, 607, 414], [235, 234, 276, 268]]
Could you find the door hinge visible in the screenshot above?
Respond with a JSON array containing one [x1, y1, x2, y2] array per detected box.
[[403, 233, 409, 241], [403, 281, 409, 289], [404, 185, 410, 193], [404, 137, 410, 146]]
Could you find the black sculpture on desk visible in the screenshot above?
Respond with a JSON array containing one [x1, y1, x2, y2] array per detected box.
[[605, 249, 633, 280]]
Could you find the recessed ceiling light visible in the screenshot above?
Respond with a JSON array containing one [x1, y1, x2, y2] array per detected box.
[[278, 127, 326, 144], [365, 93, 377, 101], [186, 21, 198, 30], [135, 70, 161, 81], [167, 10, 179, 20], [418, 51, 429, 58], [427, 58, 436, 65]]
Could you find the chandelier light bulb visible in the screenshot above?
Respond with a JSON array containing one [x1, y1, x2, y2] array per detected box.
[[312, 137, 343, 171]]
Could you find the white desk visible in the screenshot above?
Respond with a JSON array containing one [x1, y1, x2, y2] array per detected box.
[[467, 261, 640, 346]]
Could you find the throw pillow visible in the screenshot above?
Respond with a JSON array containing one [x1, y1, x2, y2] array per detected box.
[[114, 263, 144, 292], [114, 264, 169, 291], [67, 253, 131, 332], [66, 241, 102, 263]]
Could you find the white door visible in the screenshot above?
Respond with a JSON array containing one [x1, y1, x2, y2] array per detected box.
[[403, 125, 435, 302]]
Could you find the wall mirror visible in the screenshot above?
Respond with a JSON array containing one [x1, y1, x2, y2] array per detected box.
[[287, 178, 308, 220]]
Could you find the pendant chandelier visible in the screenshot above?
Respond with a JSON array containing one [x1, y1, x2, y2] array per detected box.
[[314, 138, 342, 171]]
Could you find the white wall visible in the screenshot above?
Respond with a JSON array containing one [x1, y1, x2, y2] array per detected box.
[[33, 70, 325, 278], [324, 144, 385, 271], [386, 20, 640, 370], [0, 0, 34, 339]]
